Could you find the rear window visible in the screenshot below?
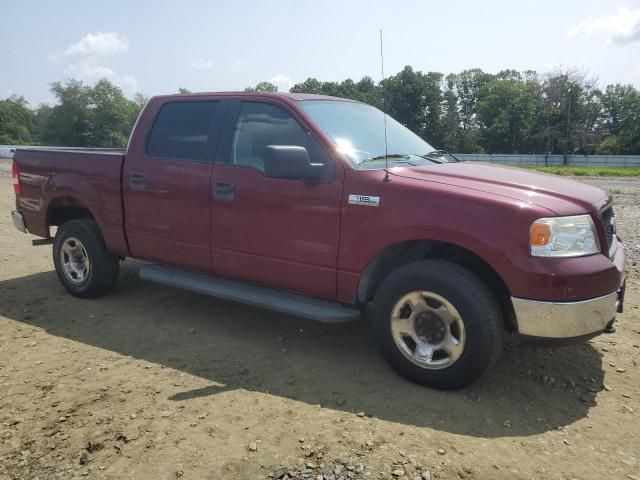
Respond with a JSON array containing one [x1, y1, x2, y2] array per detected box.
[[147, 101, 218, 161]]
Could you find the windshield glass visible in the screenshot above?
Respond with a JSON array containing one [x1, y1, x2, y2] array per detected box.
[[299, 100, 436, 166]]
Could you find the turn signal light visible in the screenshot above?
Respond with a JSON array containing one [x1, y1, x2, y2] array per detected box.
[[530, 222, 551, 246]]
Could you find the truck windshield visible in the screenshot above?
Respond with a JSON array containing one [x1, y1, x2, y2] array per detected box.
[[299, 100, 436, 167]]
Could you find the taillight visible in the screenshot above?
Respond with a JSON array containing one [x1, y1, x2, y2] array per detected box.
[[12, 162, 21, 194]]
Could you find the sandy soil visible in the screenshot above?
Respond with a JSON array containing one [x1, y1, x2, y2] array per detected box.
[[0, 159, 638, 480]]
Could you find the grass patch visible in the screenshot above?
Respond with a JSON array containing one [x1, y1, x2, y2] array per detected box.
[[517, 165, 640, 177]]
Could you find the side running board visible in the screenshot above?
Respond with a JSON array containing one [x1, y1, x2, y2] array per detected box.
[[139, 264, 360, 324]]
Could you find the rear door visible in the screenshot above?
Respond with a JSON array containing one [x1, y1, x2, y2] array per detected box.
[[124, 99, 226, 271], [210, 99, 342, 299]]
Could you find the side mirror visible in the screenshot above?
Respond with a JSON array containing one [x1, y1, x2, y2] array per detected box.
[[263, 145, 324, 181]]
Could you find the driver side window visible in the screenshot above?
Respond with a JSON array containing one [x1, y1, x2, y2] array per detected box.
[[231, 102, 330, 176]]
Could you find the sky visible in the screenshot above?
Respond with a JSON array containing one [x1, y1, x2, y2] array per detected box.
[[1, 0, 640, 105]]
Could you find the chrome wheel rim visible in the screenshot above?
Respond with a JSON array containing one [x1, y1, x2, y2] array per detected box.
[[60, 237, 90, 284], [390, 291, 466, 370]]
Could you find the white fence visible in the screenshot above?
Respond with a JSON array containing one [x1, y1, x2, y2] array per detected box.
[[0, 146, 15, 158], [2, 145, 640, 167], [455, 154, 640, 167]]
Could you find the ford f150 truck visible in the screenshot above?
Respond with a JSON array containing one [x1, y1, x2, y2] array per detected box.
[[11, 92, 626, 389]]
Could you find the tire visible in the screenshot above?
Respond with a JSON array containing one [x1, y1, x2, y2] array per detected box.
[[370, 260, 503, 389], [53, 219, 120, 298]]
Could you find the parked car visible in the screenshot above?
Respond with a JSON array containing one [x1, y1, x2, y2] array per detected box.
[[10, 92, 626, 388]]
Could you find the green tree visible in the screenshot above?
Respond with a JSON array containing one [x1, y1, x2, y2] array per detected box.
[[421, 72, 445, 146], [614, 90, 640, 154], [539, 72, 603, 155], [596, 135, 621, 154], [476, 76, 542, 153], [132, 93, 149, 110], [32, 104, 53, 144], [598, 84, 636, 142], [43, 80, 92, 146], [244, 81, 278, 92], [0, 95, 35, 144], [128, 93, 149, 127], [455, 69, 494, 132], [90, 79, 134, 147], [290, 78, 323, 94], [383, 66, 426, 135], [354, 76, 381, 107], [447, 69, 493, 153], [41, 79, 145, 147], [291, 76, 382, 105], [441, 74, 462, 151]]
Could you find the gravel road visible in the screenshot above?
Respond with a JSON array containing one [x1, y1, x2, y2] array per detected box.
[[0, 159, 638, 479]]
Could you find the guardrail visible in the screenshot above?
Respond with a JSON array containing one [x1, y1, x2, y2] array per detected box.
[[454, 154, 640, 167], [2, 146, 639, 167]]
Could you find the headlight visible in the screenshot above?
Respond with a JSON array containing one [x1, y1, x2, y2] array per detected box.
[[530, 214, 600, 257]]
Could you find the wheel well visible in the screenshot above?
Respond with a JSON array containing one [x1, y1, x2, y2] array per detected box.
[[47, 197, 95, 232], [358, 240, 516, 332]]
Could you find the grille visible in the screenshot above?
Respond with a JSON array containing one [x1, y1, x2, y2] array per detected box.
[[601, 206, 615, 251]]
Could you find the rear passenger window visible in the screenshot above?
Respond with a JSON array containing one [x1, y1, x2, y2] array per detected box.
[[147, 101, 218, 161]]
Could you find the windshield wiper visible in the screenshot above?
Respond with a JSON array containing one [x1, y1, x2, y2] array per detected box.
[[359, 153, 443, 166], [358, 152, 453, 168], [422, 150, 462, 162], [358, 153, 411, 164]]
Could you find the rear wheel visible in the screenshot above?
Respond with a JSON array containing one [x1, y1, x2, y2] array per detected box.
[[53, 219, 119, 298], [371, 260, 503, 389]]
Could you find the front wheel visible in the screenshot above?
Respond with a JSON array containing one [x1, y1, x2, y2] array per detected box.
[[53, 219, 120, 298], [370, 260, 503, 389]]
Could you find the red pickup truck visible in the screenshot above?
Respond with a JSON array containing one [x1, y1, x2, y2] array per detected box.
[[11, 92, 626, 389]]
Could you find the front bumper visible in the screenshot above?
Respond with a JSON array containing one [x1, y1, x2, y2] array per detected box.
[[512, 289, 621, 341], [513, 235, 625, 343], [11, 211, 27, 233]]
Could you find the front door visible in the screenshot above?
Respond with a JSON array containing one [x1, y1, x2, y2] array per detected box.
[[211, 100, 342, 299], [124, 99, 224, 271]]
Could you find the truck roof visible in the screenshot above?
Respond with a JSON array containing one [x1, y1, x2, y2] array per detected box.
[[152, 91, 360, 103]]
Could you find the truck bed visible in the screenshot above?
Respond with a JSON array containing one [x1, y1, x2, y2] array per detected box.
[[13, 148, 129, 256]]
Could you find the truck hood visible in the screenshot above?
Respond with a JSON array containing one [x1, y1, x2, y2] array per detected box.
[[389, 161, 610, 215]]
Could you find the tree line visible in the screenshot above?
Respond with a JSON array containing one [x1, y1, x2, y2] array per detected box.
[[0, 80, 147, 148], [1, 67, 639, 154]]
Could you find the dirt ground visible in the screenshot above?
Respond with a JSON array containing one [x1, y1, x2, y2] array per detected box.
[[0, 158, 638, 480]]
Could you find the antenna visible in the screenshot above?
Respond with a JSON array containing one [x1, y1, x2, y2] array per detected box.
[[380, 29, 390, 182]]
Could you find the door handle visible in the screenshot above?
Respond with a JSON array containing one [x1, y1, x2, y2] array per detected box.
[[214, 181, 235, 201], [129, 172, 146, 188]]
